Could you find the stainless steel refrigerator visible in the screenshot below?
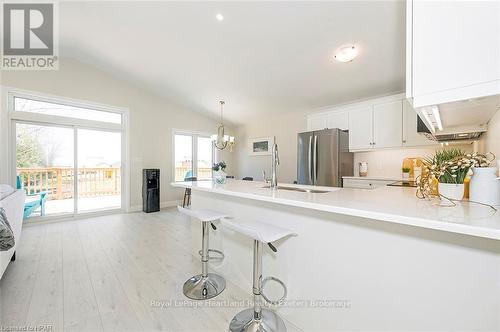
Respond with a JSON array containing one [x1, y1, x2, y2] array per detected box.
[[297, 128, 353, 187]]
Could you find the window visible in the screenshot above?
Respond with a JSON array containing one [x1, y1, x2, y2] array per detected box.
[[9, 91, 127, 221], [174, 132, 213, 181], [14, 96, 122, 124]]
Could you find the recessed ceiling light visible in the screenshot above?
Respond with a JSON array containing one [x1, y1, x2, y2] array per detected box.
[[216, 13, 224, 21], [334, 45, 358, 62]]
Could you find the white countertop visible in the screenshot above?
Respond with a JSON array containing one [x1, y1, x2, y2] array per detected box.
[[171, 180, 500, 241]]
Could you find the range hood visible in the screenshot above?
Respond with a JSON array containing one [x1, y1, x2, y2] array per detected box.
[[416, 95, 500, 142]]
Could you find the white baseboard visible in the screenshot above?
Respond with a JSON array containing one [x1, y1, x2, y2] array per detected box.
[[129, 200, 182, 212]]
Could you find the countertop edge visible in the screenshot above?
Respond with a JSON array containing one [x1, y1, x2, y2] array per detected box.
[[171, 182, 500, 241]]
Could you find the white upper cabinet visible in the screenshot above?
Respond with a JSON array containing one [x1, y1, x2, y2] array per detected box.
[[326, 111, 349, 131], [348, 106, 373, 150], [373, 100, 403, 149], [307, 113, 327, 131], [402, 99, 436, 147], [407, 0, 500, 108], [307, 93, 434, 152], [307, 111, 348, 131]]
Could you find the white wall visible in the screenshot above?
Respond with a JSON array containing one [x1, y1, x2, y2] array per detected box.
[[233, 111, 307, 183], [353, 144, 474, 178], [0, 58, 234, 210]]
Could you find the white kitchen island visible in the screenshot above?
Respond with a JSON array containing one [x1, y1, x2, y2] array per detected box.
[[171, 180, 500, 332]]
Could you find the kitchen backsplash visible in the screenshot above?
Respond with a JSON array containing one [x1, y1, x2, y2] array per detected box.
[[353, 144, 475, 178]]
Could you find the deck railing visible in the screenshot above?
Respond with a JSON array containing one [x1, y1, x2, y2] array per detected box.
[[17, 167, 121, 200], [174, 167, 212, 181]]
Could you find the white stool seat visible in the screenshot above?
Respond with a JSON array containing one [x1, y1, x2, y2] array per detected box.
[[177, 206, 228, 222], [222, 219, 297, 244]]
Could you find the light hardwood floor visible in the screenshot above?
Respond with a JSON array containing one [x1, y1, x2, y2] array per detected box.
[[0, 208, 302, 332]]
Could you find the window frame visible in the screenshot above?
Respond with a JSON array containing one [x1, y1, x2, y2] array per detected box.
[[172, 129, 215, 182], [4, 87, 130, 221]]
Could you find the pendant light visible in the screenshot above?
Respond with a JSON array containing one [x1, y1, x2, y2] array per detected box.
[[211, 101, 235, 151]]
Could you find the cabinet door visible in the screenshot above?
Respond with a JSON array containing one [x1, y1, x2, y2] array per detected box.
[[326, 111, 348, 130], [411, 1, 500, 106], [402, 99, 436, 147], [373, 101, 402, 149], [348, 106, 373, 151], [307, 114, 327, 131]]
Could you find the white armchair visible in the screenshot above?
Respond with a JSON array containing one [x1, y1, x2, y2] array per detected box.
[[0, 189, 26, 279]]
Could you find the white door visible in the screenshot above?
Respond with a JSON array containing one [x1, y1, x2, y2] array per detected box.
[[373, 100, 403, 149], [307, 114, 327, 131], [402, 100, 436, 147], [326, 111, 348, 130], [348, 106, 373, 151]]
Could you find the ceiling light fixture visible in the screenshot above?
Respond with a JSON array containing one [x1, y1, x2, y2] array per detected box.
[[216, 13, 224, 21], [334, 45, 358, 62], [211, 101, 235, 151]]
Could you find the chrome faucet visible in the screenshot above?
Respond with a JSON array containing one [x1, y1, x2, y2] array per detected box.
[[270, 143, 280, 188], [262, 143, 279, 189]]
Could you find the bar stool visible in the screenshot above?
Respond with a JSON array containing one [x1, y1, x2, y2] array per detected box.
[[222, 218, 297, 332], [177, 206, 227, 300], [182, 177, 196, 207]]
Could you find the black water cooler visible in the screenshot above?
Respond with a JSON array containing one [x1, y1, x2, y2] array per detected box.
[[143, 169, 160, 213]]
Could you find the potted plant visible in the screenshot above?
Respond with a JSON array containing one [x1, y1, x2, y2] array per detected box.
[[418, 150, 494, 202], [421, 149, 470, 201], [469, 152, 499, 206], [402, 167, 411, 180], [212, 161, 227, 185]]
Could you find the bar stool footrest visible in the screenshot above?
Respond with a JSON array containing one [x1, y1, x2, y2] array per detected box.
[[261, 276, 287, 305], [198, 249, 225, 261]]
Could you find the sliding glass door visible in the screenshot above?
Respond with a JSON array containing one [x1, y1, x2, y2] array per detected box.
[[16, 123, 75, 217], [77, 129, 121, 213], [10, 92, 126, 221]]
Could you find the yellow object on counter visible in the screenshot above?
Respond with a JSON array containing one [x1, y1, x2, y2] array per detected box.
[[464, 177, 470, 199]]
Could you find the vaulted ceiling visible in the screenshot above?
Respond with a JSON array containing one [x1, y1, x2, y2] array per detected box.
[[60, 1, 406, 124]]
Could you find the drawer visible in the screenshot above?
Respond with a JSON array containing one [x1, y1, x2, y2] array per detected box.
[[343, 179, 393, 189]]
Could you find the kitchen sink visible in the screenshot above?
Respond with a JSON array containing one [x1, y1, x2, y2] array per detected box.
[[261, 185, 329, 194]]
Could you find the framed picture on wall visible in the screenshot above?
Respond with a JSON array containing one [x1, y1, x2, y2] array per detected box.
[[248, 136, 275, 156]]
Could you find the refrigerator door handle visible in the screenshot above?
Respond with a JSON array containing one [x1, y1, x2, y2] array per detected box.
[[313, 135, 318, 185], [308, 135, 313, 184]]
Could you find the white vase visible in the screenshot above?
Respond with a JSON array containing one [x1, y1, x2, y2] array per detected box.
[[469, 167, 500, 206], [213, 170, 227, 185], [438, 183, 465, 201]]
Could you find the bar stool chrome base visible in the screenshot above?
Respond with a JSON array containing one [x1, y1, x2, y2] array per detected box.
[[183, 273, 226, 300], [229, 308, 286, 332]]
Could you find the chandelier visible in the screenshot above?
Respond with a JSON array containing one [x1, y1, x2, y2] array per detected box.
[[211, 101, 235, 151]]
